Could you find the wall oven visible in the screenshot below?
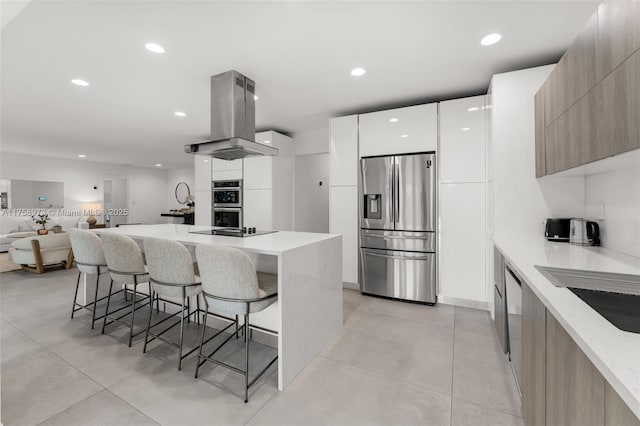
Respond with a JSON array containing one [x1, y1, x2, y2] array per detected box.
[[213, 208, 242, 229], [212, 180, 242, 208]]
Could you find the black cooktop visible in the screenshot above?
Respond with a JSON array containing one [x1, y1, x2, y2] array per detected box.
[[189, 228, 277, 238]]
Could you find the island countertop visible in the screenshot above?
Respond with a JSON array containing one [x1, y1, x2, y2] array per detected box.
[[96, 223, 343, 391], [99, 224, 341, 256]]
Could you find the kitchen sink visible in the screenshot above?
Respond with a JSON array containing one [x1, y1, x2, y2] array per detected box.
[[535, 266, 640, 334]]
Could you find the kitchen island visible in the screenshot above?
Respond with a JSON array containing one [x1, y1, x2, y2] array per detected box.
[[97, 224, 343, 391]]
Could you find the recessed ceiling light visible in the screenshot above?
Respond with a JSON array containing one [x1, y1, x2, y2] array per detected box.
[[400, 134, 409, 138], [263, 140, 271, 144], [481, 33, 502, 46], [77, 154, 86, 158], [203, 159, 209, 163], [351, 67, 366, 77], [254, 95, 259, 101], [461, 127, 471, 131], [145, 43, 165, 54], [155, 163, 162, 167], [71, 79, 89, 87], [174, 111, 186, 117], [389, 118, 399, 122], [467, 107, 480, 112]]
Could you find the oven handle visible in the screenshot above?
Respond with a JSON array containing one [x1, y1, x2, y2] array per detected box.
[[365, 251, 432, 261]]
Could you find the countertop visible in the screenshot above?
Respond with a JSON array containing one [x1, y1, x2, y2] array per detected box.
[[493, 234, 640, 418], [98, 224, 340, 256]]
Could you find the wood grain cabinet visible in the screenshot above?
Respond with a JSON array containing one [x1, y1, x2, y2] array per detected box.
[[521, 282, 546, 426], [535, 2, 640, 176], [605, 382, 640, 426], [546, 314, 605, 426]]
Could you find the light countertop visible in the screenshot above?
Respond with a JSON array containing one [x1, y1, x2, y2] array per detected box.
[[98, 224, 341, 256], [493, 234, 640, 418]]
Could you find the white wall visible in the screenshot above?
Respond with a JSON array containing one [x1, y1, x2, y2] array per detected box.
[[491, 65, 586, 241], [167, 167, 195, 211], [585, 165, 640, 258], [0, 152, 169, 225], [292, 127, 329, 156]]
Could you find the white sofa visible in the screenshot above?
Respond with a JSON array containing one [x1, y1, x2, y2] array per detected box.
[[9, 233, 73, 273], [0, 215, 86, 252]]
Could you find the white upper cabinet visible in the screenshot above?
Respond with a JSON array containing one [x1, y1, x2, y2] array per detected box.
[[359, 103, 437, 157], [330, 115, 358, 186], [194, 155, 212, 191], [439, 96, 486, 183]]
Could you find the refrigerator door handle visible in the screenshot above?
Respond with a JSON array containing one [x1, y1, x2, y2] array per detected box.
[[366, 252, 432, 261], [365, 234, 431, 240], [394, 157, 400, 226]]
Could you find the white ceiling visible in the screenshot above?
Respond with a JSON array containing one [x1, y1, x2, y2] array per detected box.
[[1, 0, 599, 169]]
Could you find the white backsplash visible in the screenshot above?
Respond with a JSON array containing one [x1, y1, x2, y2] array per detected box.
[[585, 166, 640, 258]]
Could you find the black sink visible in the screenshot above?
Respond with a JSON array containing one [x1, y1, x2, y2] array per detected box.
[[569, 288, 640, 334]]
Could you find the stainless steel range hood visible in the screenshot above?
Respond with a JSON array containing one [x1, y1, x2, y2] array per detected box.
[[184, 70, 278, 160]]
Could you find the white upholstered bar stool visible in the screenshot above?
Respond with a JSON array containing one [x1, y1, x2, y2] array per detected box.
[[100, 232, 151, 347], [194, 245, 278, 403], [143, 237, 203, 370], [68, 228, 111, 329]]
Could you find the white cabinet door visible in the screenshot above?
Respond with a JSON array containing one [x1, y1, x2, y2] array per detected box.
[[330, 115, 358, 186], [359, 103, 437, 157], [194, 189, 212, 226], [439, 183, 486, 303], [194, 155, 212, 191], [244, 156, 272, 190], [329, 186, 359, 284], [243, 189, 273, 230], [440, 96, 486, 183]]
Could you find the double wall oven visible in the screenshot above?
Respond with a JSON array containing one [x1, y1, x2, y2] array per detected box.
[[212, 179, 243, 229]]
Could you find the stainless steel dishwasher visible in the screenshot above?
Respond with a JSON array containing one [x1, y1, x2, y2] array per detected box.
[[505, 264, 522, 396]]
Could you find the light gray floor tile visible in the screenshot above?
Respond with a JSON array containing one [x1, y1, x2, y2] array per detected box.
[[7, 307, 99, 347], [37, 390, 159, 426], [452, 329, 521, 417], [247, 356, 451, 426], [454, 306, 497, 337], [1, 319, 43, 364], [343, 289, 364, 323], [322, 309, 454, 395], [359, 294, 455, 329], [1, 350, 103, 426], [108, 339, 278, 426], [451, 398, 524, 426]]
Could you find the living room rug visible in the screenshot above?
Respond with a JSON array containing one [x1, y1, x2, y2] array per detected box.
[[0, 252, 21, 273]]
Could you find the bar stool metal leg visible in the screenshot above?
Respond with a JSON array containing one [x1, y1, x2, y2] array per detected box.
[[128, 276, 138, 347], [143, 289, 155, 354], [101, 279, 115, 334], [244, 313, 250, 403], [194, 306, 209, 379], [90, 272, 101, 329], [177, 287, 186, 371], [70, 270, 81, 319]]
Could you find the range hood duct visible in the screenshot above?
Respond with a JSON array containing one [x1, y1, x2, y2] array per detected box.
[[184, 70, 278, 160]]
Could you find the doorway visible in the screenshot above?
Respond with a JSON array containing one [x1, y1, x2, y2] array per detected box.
[[103, 177, 128, 227]]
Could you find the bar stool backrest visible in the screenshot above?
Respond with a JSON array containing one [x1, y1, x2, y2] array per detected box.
[[68, 228, 107, 274], [143, 237, 196, 298], [101, 232, 146, 284], [195, 245, 260, 302]]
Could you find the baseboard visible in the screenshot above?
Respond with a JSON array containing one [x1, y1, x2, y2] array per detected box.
[[438, 295, 489, 311], [342, 281, 359, 291]]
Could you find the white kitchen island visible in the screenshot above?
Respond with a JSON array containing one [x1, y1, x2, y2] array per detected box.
[[97, 224, 343, 391]]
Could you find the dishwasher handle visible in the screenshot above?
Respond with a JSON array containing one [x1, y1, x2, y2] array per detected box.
[[365, 252, 432, 261]]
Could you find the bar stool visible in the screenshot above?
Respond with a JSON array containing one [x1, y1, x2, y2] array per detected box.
[[68, 228, 113, 329], [100, 232, 152, 347], [142, 237, 203, 370], [194, 245, 278, 403]]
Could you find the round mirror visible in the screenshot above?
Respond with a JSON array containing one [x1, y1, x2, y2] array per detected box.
[[175, 182, 191, 205]]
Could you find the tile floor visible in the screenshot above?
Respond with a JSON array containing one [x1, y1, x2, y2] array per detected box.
[[1, 267, 522, 426]]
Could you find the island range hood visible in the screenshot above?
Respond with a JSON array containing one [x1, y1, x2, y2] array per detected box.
[[184, 70, 278, 160]]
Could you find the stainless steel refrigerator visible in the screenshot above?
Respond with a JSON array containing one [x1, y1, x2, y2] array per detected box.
[[359, 153, 437, 304]]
